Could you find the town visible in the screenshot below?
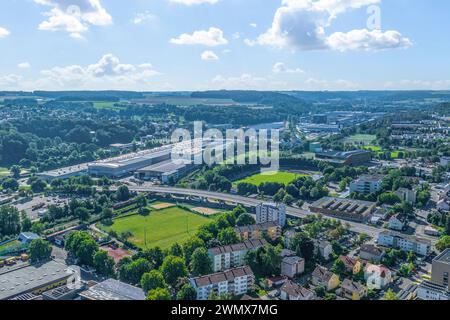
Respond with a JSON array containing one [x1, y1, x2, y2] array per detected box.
[[0, 89, 449, 301]]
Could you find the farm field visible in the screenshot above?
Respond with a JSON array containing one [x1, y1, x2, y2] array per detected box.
[[343, 134, 377, 145], [234, 171, 307, 186], [93, 101, 123, 110], [99, 206, 214, 249]]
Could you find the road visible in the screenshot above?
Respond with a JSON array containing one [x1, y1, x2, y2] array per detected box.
[[110, 185, 408, 241]]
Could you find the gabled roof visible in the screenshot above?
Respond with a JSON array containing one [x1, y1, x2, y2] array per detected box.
[[281, 280, 313, 298], [341, 278, 365, 292], [312, 265, 336, 282]]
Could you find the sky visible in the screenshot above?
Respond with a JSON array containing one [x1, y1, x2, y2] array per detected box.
[[0, 0, 449, 91]]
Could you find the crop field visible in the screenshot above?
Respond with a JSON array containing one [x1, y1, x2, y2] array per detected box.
[[234, 171, 307, 186], [100, 206, 213, 249]]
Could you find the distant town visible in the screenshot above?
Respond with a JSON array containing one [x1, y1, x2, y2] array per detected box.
[[0, 90, 449, 301]]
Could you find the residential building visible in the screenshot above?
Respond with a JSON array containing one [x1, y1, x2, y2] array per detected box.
[[388, 214, 407, 231], [311, 266, 340, 291], [377, 230, 431, 256], [280, 280, 315, 300], [79, 279, 146, 300], [417, 249, 450, 300], [281, 256, 305, 278], [364, 264, 392, 290], [310, 197, 376, 222], [234, 222, 281, 241], [349, 174, 384, 194], [255, 202, 286, 227], [359, 244, 385, 263], [314, 240, 333, 260], [395, 188, 416, 204], [190, 266, 255, 300], [284, 229, 296, 249], [339, 279, 367, 300], [440, 156, 450, 167], [338, 256, 362, 275], [208, 239, 267, 272]]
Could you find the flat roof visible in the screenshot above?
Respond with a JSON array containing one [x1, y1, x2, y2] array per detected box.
[[311, 197, 376, 213], [38, 163, 89, 178], [0, 260, 74, 300], [434, 249, 450, 264], [79, 279, 146, 300], [137, 159, 187, 174]]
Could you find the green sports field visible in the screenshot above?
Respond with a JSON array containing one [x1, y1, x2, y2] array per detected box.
[[343, 134, 377, 145], [100, 207, 213, 249], [234, 171, 307, 186]]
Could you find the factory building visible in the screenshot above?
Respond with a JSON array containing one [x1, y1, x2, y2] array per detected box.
[[310, 197, 376, 222]]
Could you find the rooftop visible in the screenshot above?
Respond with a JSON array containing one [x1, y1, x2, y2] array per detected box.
[[310, 197, 376, 215], [79, 279, 146, 300], [379, 230, 432, 246], [136, 159, 187, 174], [0, 260, 74, 300], [434, 249, 450, 264], [192, 266, 254, 288], [208, 239, 267, 256]]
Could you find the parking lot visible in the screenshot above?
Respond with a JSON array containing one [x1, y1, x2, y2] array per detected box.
[[13, 195, 69, 220]]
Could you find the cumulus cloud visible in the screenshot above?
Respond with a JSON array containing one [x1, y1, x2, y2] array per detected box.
[[0, 27, 10, 38], [18, 62, 32, 69], [170, 27, 228, 46], [247, 0, 411, 51], [34, 0, 112, 38], [35, 54, 160, 90], [201, 50, 219, 60], [272, 62, 304, 74], [169, 0, 220, 5], [209, 74, 287, 90], [0, 74, 22, 88], [304, 77, 361, 90]]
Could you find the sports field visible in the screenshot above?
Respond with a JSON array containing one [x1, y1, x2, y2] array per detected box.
[[100, 207, 213, 249], [234, 171, 307, 186], [343, 134, 377, 145]]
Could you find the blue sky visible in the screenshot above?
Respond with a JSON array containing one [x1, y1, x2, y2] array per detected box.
[[0, 0, 449, 91]]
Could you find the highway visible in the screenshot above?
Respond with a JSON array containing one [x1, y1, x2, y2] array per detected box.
[[114, 185, 398, 240]]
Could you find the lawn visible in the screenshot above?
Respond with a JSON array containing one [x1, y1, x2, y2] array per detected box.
[[234, 171, 307, 186], [344, 134, 377, 145], [363, 145, 382, 152], [100, 207, 214, 250]]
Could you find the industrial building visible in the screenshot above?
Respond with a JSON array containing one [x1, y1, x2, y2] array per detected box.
[[310, 197, 376, 222], [135, 160, 198, 184], [0, 260, 76, 300], [79, 278, 146, 300], [38, 163, 89, 182], [315, 150, 372, 166]]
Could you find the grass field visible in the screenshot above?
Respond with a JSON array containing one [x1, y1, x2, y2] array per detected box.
[[363, 145, 382, 152], [234, 171, 307, 186], [93, 101, 123, 110], [0, 167, 10, 178], [0, 240, 21, 253], [344, 134, 377, 145], [100, 207, 213, 249]]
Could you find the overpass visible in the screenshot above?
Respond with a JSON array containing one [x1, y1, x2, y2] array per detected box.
[[113, 185, 392, 240]]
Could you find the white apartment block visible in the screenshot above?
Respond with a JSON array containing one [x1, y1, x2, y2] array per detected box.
[[190, 266, 255, 300], [256, 202, 286, 227], [377, 231, 431, 256], [208, 239, 267, 272], [349, 174, 384, 194]]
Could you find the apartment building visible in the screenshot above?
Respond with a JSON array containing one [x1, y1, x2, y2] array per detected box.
[[377, 230, 431, 256], [190, 266, 255, 300], [208, 239, 267, 272], [234, 222, 281, 241], [417, 249, 450, 300], [349, 174, 384, 194], [255, 203, 286, 227]]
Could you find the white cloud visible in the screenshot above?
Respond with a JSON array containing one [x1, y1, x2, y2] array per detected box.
[[250, 23, 257, 28], [0, 74, 22, 88], [384, 80, 450, 90], [169, 0, 220, 5], [209, 73, 287, 90], [0, 27, 10, 38], [132, 12, 158, 25], [304, 77, 361, 90], [201, 50, 219, 60], [34, 54, 160, 90], [232, 32, 241, 40], [170, 27, 228, 46], [248, 0, 411, 51], [18, 62, 32, 69], [35, 0, 112, 38], [272, 62, 304, 74]]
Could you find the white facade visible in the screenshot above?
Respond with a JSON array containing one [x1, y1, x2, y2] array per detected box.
[[388, 215, 406, 231], [395, 188, 416, 204], [440, 156, 450, 167], [417, 281, 450, 300], [377, 231, 431, 256], [349, 175, 383, 194], [255, 203, 286, 227]]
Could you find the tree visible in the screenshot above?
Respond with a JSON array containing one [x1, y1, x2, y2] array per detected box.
[[138, 207, 150, 216], [65, 231, 99, 266], [75, 207, 90, 222], [383, 289, 399, 300], [436, 236, 450, 251], [93, 250, 115, 278], [183, 236, 204, 265], [147, 288, 171, 300], [290, 232, 315, 261], [0, 205, 21, 237], [29, 239, 52, 262], [117, 258, 151, 285], [236, 213, 256, 227], [2, 178, 19, 191], [140, 247, 165, 269], [190, 247, 213, 276], [218, 227, 239, 245], [237, 182, 257, 196], [332, 259, 346, 276], [116, 185, 131, 201], [21, 212, 32, 232], [10, 165, 21, 179], [101, 208, 113, 223], [176, 284, 197, 300], [378, 192, 401, 205], [161, 255, 188, 287], [168, 243, 184, 258], [141, 270, 166, 293], [446, 216, 450, 236]]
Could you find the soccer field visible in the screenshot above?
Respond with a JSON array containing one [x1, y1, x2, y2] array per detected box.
[[234, 171, 307, 186], [100, 207, 213, 249]]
